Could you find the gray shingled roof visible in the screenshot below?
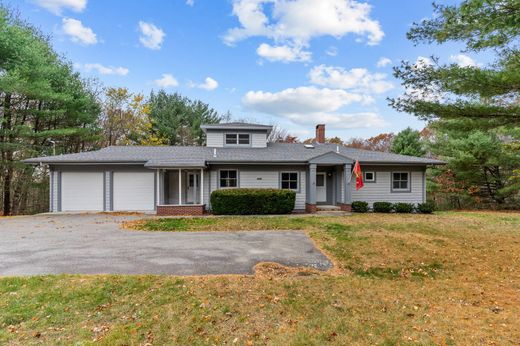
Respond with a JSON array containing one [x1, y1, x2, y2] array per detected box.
[[201, 122, 273, 133], [24, 143, 445, 166]]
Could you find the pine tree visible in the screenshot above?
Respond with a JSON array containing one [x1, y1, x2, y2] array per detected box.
[[145, 90, 226, 146], [0, 7, 100, 215], [390, 0, 520, 207], [390, 127, 426, 157]]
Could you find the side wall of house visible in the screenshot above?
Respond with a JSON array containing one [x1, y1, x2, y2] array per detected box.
[[208, 165, 307, 210], [349, 165, 426, 205]]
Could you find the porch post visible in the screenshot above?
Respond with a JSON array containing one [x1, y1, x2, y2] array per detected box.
[[308, 163, 317, 205], [335, 166, 342, 204], [178, 168, 182, 205], [158, 170, 165, 205], [156, 170, 161, 205], [344, 164, 352, 204], [200, 168, 204, 205]]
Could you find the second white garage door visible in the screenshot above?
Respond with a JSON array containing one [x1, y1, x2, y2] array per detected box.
[[113, 172, 155, 211]]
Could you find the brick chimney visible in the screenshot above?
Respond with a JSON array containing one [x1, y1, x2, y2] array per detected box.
[[315, 124, 325, 144]]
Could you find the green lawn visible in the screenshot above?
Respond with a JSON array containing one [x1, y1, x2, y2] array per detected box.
[[2, 211, 520, 345]]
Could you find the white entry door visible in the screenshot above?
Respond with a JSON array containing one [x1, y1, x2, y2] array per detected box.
[[316, 173, 327, 202], [186, 172, 200, 204]]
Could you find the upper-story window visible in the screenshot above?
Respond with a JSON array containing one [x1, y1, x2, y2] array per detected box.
[[225, 133, 250, 146]]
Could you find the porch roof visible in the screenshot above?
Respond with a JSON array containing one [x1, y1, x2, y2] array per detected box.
[[144, 158, 206, 168]]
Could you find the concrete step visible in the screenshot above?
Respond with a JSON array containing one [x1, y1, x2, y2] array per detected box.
[[316, 205, 341, 211], [316, 210, 351, 216]]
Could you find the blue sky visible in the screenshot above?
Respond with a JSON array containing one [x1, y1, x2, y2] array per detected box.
[[17, 0, 479, 140]]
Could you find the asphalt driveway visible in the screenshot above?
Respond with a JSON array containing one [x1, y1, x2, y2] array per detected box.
[[0, 214, 331, 276]]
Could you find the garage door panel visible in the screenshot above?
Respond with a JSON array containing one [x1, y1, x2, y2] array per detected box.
[[61, 172, 104, 211], [113, 172, 155, 211]]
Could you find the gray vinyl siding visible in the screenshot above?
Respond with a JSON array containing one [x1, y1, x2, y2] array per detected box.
[[206, 130, 268, 148], [206, 131, 224, 147], [208, 165, 307, 210], [350, 166, 426, 205], [104, 171, 111, 211], [251, 133, 267, 148], [50, 170, 59, 212], [203, 170, 210, 208]]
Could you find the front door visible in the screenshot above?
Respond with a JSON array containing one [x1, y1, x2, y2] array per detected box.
[[187, 172, 200, 204], [316, 173, 327, 202]]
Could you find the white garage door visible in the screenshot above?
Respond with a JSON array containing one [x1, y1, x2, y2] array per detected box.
[[61, 172, 104, 211], [113, 172, 155, 211]]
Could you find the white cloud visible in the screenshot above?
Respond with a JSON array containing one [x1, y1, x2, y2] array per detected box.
[[224, 0, 384, 62], [242, 86, 384, 128], [83, 63, 129, 76], [325, 46, 338, 57], [138, 21, 165, 50], [189, 77, 219, 90], [256, 43, 311, 63], [154, 74, 178, 88], [414, 56, 433, 69], [449, 54, 480, 67], [186, 0, 194, 5], [62, 18, 97, 45], [244, 87, 373, 113], [376, 57, 391, 67], [33, 0, 86, 15], [308, 65, 394, 94]]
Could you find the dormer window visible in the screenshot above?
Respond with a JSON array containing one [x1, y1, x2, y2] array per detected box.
[[225, 133, 250, 146]]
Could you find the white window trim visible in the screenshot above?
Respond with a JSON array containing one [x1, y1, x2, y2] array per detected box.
[[218, 169, 239, 188], [224, 133, 251, 146], [391, 171, 411, 193], [364, 171, 376, 183], [280, 171, 300, 192]]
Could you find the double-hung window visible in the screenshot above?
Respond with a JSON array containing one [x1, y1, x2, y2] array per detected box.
[[392, 172, 410, 191], [281, 172, 299, 190], [225, 133, 250, 146], [220, 170, 238, 188]]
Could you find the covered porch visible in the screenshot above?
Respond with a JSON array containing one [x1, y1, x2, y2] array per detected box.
[[155, 167, 207, 216], [305, 152, 353, 213]]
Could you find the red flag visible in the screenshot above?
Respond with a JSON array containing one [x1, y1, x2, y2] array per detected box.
[[353, 160, 364, 190]]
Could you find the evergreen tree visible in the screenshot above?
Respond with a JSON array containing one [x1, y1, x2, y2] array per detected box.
[[390, 127, 426, 157], [390, 0, 519, 129], [390, 0, 520, 207], [0, 7, 101, 215], [145, 90, 226, 146]]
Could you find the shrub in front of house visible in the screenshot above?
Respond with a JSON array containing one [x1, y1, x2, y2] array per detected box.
[[372, 201, 394, 213], [394, 202, 415, 213], [416, 202, 435, 214], [351, 201, 369, 213], [210, 188, 296, 215]]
